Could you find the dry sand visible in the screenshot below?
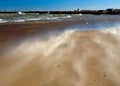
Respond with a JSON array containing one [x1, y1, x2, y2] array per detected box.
[[0, 22, 120, 86]]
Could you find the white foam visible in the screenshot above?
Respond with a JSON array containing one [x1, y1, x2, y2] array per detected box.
[[13, 19, 25, 22], [66, 15, 72, 18], [0, 19, 7, 23], [78, 14, 82, 16], [0, 19, 3, 23], [0, 19, 2, 21], [26, 17, 59, 21], [62, 15, 72, 18], [18, 11, 24, 15], [26, 18, 42, 21], [46, 17, 59, 20]]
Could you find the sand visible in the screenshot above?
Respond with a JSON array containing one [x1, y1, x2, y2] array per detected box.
[[0, 20, 120, 86]]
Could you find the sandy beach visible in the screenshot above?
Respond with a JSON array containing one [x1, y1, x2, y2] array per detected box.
[[0, 18, 120, 86]]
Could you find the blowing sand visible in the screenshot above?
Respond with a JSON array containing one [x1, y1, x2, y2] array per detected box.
[[0, 22, 120, 86]]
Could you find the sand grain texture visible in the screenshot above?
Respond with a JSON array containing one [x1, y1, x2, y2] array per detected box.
[[0, 23, 120, 86]]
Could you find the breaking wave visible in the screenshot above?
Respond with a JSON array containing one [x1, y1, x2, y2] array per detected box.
[[0, 19, 7, 23], [0, 14, 74, 23]]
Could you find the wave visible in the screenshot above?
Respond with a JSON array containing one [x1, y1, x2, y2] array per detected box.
[[17, 12, 24, 15], [66, 15, 72, 18], [26, 18, 42, 21], [0, 19, 7, 23], [1, 14, 120, 23], [13, 19, 25, 22], [78, 14, 83, 16], [0, 14, 74, 23], [46, 17, 59, 20], [62, 15, 72, 18]]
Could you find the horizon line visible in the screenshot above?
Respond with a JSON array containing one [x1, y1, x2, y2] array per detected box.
[[0, 8, 119, 11]]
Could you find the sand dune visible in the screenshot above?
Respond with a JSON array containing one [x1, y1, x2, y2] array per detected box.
[[0, 26, 120, 86]]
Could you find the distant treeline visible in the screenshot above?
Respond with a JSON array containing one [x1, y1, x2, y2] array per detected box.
[[1, 9, 120, 15]]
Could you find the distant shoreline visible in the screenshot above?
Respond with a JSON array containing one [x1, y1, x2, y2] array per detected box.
[[1, 9, 120, 15]]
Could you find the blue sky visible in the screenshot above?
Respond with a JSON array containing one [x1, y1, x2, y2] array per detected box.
[[0, 0, 120, 11]]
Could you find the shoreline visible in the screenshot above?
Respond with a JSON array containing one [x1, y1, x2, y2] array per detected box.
[[1, 15, 120, 86], [0, 16, 120, 54]]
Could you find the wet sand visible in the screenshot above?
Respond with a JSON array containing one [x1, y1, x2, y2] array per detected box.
[[0, 20, 120, 86]]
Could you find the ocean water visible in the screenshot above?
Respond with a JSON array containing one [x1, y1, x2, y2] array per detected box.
[[0, 15, 120, 86], [0, 13, 74, 23], [0, 13, 120, 23]]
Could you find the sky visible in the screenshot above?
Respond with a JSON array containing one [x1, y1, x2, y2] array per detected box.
[[0, 0, 120, 11]]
